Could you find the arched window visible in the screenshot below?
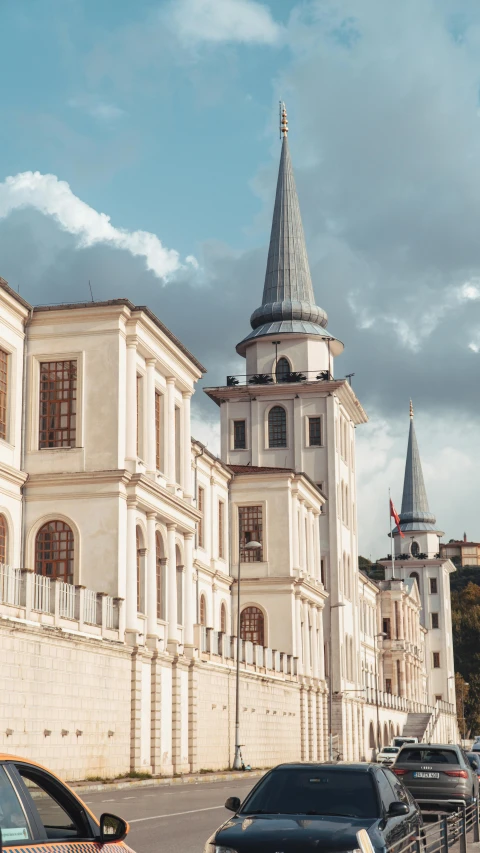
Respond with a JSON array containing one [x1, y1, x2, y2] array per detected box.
[[200, 594, 207, 627], [0, 514, 7, 565], [136, 528, 142, 612], [220, 602, 227, 634], [35, 520, 74, 583], [240, 606, 265, 646], [369, 722, 375, 749], [384, 723, 389, 747], [155, 532, 165, 620], [268, 406, 287, 448], [411, 541, 420, 557], [275, 357, 290, 382]]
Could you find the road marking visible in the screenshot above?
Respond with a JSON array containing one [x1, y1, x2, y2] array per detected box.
[[122, 797, 136, 800], [129, 805, 224, 823], [101, 800, 116, 803]]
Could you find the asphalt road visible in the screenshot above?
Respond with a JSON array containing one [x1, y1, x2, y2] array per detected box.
[[80, 779, 256, 853]]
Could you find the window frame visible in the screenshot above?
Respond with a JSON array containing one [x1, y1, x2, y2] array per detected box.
[[431, 612, 439, 629], [267, 405, 287, 449], [275, 356, 291, 383], [35, 520, 75, 584], [0, 513, 8, 565], [240, 606, 265, 646], [0, 347, 9, 443], [433, 651, 441, 668], [38, 360, 78, 450], [197, 485, 205, 549], [29, 352, 84, 453], [307, 415, 323, 448], [11, 763, 95, 843], [218, 500, 225, 560], [233, 419, 247, 450], [430, 577, 438, 594], [238, 504, 264, 562], [155, 389, 163, 471]]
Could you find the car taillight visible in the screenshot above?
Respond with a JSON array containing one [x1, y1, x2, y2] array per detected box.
[[394, 769, 407, 775], [444, 770, 468, 778]]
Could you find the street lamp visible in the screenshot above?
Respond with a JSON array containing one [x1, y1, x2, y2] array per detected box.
[[329, 602, 345, 761], [374, 632, 387, 758], [233, 537, 262, 771]]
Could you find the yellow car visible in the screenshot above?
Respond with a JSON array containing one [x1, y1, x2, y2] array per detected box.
[[0, 754, 133, 852]]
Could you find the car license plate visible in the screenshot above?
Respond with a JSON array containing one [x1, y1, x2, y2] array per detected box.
[[413, 772, 439, 779]]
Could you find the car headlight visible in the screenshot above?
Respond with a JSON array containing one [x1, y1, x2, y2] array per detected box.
[[204, 845, 238, 853]]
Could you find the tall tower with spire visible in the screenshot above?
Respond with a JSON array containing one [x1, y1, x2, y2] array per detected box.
[[205, 104, 369, 760], [392, 401, 443, 560]]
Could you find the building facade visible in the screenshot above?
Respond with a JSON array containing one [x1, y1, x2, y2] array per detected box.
[[0, 112, 457, 779]]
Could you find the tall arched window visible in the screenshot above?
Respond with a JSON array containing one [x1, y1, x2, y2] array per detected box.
[[275, 357, 290, 382], [200, 594, 207, 626], [136, 528, 141, 612], [35, 520, 74, 583], [411, 541, 420, 557], [0, 514, 7, 565], [155, 532, 165, 620], [268, 406, 287, 448], [369, 722, 375, 749], [240, 606, 265, 646], [383, 723, 389, 747], [220, 602, 227, 634]]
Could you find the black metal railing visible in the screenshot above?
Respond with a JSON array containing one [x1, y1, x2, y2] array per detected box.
[[226, 369, 334, 387], [386, 800, 480, 853]]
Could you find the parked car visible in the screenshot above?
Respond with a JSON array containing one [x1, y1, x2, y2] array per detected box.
[[393, 743, 478, 811], [393, 737, 419, 748], [377, 747, 401, 766], [205, 762, 423, 853], [467, 753, 480, 777], [0, 754, 130, 850], [471, 741, 480, 753]]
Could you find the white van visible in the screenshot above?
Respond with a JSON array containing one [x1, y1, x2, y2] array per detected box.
[[392, 736, 419, 748]]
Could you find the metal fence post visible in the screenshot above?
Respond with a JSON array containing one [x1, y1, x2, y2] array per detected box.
[[460, 807, 467, 853], [475, 798, 480, 844], [441, 816, 448, 853]]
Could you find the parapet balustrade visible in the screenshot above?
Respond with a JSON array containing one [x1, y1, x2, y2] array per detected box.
[[196, 625, 299, 680], [0, 564, 122, 639]]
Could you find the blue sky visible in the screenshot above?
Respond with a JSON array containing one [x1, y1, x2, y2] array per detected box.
[[1, 0, 480, 556]]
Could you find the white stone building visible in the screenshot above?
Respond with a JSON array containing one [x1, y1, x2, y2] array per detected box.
[[0, 112, 457, 780]]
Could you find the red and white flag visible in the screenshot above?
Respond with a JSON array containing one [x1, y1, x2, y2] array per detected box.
[[390, 499, 404, 537]]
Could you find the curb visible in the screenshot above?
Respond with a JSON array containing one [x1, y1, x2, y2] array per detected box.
[[70, 770, 267, 795]]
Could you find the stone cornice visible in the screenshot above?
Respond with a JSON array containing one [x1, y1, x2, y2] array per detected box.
[[0, 461, 28, 488]]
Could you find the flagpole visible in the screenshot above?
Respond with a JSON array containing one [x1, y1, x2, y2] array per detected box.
[[389, 488, 395, 579]]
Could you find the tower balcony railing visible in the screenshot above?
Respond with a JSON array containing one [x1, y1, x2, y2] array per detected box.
[[225, 369, 334, 387]]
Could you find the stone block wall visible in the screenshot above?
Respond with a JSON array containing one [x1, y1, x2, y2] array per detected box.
[[0, 619, 132, 781]]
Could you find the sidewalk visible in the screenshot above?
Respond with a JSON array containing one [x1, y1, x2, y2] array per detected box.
[[70, 768, 266, 795]]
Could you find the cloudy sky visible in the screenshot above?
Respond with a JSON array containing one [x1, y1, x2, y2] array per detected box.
[[1, 0, 479, 558]]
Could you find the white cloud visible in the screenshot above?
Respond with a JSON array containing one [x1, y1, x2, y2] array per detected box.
[[0, 172, 192, 281], [68, 97, 126, 121], [166, 0, 283, 46]]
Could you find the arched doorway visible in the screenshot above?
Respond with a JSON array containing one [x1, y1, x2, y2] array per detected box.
[[240, 606, 265, 646]]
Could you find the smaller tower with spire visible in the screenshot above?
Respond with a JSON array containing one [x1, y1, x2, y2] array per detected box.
[[392, 400, 443, 559]]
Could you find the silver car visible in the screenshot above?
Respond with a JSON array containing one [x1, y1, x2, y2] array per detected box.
[[393, 743, 478, 811]]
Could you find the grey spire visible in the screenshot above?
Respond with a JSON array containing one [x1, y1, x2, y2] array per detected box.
[[236, 107, 342, 356], [399, 403, 437, 531]]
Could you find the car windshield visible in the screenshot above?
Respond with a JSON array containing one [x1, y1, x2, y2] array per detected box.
[[382, 748, 399, 754], [400, 749, 459, 764], [241, 768, 379, 818]]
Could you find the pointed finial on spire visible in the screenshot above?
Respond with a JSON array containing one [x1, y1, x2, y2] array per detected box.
[[409, 399, 414, 420], [280, 101, 288, 138]]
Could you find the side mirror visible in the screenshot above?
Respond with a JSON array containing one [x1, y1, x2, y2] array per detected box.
[[99, 813, 129, 844], [225, 797, 241, 813], [388, 802, 409, 817]]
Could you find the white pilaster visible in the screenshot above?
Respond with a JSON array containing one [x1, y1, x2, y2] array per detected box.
[[126, 499, 138, 633], [126, 337, 137, 462], [299, 498, 306, 574], [167, 523, 178, 649], [182, 392, 192, 497], [183, 534, 194, 648], [313, 511, 321, 581], [295, 593, 303, 673], [311, 606, 319, 679], [292, 490, 300, 571], [146, 512, 157, 640], [166, 377, 176, 484], [146, 359, 156, 475], [303, 599, 311, 676]]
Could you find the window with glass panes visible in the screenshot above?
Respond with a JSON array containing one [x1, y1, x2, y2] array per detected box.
[[233, 420, 246, 449], [35, 520, 74, 583], [0, 514, 7, 564], [268, 406, 287, 448], [241, 606, 264, 645], [0, 349, 8, 441], [308, 416, 322, 446], [39, 361, 77, 449], [239, 506, 263, 561]]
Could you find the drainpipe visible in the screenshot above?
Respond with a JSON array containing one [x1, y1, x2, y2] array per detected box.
[[20, 309, 33, 569]]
